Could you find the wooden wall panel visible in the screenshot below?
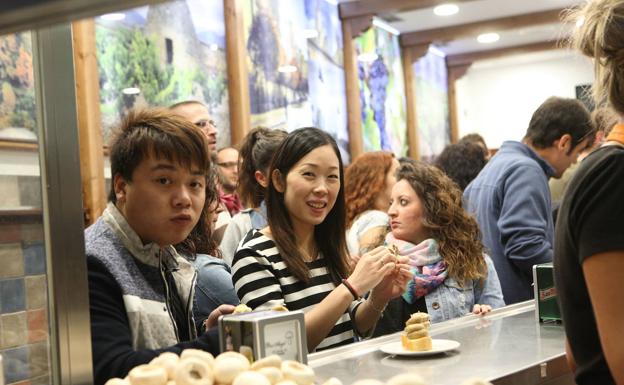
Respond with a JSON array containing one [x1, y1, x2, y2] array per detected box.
[[72, 19, 106, 226], [224, 0, 251, 146]]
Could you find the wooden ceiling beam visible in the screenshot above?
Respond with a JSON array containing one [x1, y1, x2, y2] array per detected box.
[[446, 40, 563, 68], [401, 8, 564, 47], [339, 0, 479, 20]]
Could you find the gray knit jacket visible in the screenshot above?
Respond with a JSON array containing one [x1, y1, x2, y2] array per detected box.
[[85, 203, 197, 349]]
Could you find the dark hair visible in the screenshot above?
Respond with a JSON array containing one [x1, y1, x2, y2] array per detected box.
[[107, 108, 218, 256], [177, 182, 220, 258], [266, 127, 349, 284], [397, 157, 414, 166], [345, 151, 395, 227], [459, 133, 487, 148], [108, 108, 212, 202], [396, 161, 486, 283], [458, 133, 488, 157], [434, 142, 488, 191], [238, 127, 288, 208], [524, 96, 595, 150]]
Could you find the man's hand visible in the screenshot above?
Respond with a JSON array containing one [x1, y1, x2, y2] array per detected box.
[[204, 304, 236, 330]]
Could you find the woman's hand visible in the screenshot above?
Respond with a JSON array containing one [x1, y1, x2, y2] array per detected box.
[[347, 246, 398, 296], [370, 255, 412, 302], [472, 304, 492, 316], [347, 254, 360, 272]]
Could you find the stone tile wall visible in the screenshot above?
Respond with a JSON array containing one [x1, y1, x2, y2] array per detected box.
[[0, 175, 50, 385]]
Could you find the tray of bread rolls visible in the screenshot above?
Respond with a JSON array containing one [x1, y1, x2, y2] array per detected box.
[[105, 348, 489, 385]]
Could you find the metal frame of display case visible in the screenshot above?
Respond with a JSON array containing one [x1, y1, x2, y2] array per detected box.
[[32, 24, 92, 385], [4, 1, 167, 384]]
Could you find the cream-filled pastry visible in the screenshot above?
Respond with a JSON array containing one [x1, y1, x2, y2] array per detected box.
[[401, 312, 432, 351]]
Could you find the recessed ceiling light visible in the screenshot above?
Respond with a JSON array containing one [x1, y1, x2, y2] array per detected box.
[[477, 32, 500, 44], [277, 65, 298, 73], [433, 3, 459, 17], [100, 13, 126, 21], [303, 29, 319, 39], [122, 87, 140, 95], [357, 52, 378, 63]]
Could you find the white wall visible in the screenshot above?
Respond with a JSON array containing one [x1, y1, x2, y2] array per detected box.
[[455, 49, 594, 149]]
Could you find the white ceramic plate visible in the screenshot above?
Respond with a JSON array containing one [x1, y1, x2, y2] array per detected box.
[[379, 339, 461, 357]]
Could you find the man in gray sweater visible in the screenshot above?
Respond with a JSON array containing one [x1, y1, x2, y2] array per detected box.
[[463, 97, 595, 304], [85, 108, 231, 385]]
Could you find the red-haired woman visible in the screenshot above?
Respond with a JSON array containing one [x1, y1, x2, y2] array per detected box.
[[345, 151, 399, 259]]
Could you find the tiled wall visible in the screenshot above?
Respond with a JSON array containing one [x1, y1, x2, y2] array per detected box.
[[1, 175, 50, 385]]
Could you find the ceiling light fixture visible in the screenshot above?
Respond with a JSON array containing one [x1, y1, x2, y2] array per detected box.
[[477, 32, 500, 44], [100, 13, 126, 21], [433, 3, 459, 17], [357, 52, 379, 63], [122, 87, 141, 95], [277, 65, 298, 73]]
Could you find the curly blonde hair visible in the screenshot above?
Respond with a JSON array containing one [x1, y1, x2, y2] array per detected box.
[[397, 161, 486, 284], [345, 151, 395, 227]]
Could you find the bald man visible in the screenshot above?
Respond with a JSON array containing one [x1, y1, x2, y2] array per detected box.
[[170, 101, 218, 152]]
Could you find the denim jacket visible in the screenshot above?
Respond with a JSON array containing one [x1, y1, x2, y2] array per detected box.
[[425, 256, 505, 323], [192, 254, 240, 334]]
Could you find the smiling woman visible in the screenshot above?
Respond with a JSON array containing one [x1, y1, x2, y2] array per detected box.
[[231, 127, 413, 352]]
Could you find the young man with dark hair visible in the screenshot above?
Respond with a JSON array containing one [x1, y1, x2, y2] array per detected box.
[[86, 108, 227, 385], [463, 97, 595, 304]]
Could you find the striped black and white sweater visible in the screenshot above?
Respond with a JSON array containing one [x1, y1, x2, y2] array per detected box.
[[232, 229, 361, 351]]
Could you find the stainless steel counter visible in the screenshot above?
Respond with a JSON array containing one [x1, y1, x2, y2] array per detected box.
[[308, 302, 573, 385]]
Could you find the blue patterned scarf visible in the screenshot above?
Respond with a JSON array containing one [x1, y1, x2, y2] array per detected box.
[[385, 233, 448, 304]]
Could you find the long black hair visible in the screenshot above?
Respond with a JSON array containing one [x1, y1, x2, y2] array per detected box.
[[266, 127, 349, 283]]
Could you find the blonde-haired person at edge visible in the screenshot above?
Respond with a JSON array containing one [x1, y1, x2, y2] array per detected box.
[[554, 2, 624, 384], [374, 160, 505, 337], [344, 151, 399, 264], [220, 127, 288, 265]]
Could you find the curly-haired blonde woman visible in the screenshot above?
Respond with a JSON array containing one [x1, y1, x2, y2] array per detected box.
[[345, 151, 399, 258], [375, 160, 505, 336]]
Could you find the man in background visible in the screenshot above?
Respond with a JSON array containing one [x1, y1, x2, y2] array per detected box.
[[170, 100, 218, 152], [549, 107, 617, 204], [463, 97, 595, 304], [216, 146, 242, 216]]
